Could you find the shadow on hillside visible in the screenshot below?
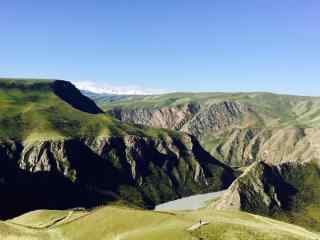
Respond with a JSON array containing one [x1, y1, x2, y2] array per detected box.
[[0, 140, 131, 220], [52, 80, 103, 114]]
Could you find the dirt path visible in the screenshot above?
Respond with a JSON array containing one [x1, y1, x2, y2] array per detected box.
[[187, 221, 209, 231]]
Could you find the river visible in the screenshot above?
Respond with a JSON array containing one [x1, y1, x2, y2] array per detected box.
[[154, 190, 226, 211]]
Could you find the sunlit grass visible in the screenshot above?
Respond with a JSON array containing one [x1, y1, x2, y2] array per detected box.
[[3, 206, 319, 240]]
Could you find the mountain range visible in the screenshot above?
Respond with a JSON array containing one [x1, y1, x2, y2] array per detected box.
[[88, 91, 320, 167], [0, 78, 234, 218], [0, 79, 319, 239]]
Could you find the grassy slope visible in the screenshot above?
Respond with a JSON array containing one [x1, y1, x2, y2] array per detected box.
[[2, 206, 319, 240], [8, 209, 89, 229], [0, 79, 181, 142]]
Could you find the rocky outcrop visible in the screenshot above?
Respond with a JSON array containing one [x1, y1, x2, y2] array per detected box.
[[214, 161, 296, 214], [183, 101, 251, 139], [95, 91, 320, 167], [108, 101, 251, 139], [207, 128, 320, 167], [0, 134, 235, 219], [109, 103, 200, 131], [109, 101, 320, 167], [213, 161, 320, 230]]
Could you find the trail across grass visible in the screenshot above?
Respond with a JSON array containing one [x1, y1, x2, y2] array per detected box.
[[1, 205, 319, 240]]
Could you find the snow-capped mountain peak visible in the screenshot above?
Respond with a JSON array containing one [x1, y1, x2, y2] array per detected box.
[[72, 81, 167, 95]]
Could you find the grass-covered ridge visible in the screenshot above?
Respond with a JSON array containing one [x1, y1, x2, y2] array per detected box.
[[0, 78, 182, 142], [96, 91, 320, 128], [2, 205, 319, 240]]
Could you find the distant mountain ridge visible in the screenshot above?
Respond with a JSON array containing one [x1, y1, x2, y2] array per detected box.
[[73, 81, 167, 95], [89, 91, 320, 167]]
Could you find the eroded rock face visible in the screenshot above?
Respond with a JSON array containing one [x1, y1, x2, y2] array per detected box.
[[183, 101, 251, 139], [208, 128, 320, 167], [0, 134, 235, 219], [213, 161, 320, 219], [109, 103, 200, 131], [214, 162, 293, 213], [107, 99, 320, 167], [109, 101, 251, 138]]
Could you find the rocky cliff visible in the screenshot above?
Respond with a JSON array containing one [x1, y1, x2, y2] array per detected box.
[[108, 101, 253, 139], [213, 161, 320, 231], [109, 102, 200, 131], [0, 134, 234, 219], [100, 92, 320, 167], [207, 127, 320, 167]]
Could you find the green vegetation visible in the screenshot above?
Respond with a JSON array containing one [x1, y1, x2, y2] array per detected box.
[[0, 78, 235, 220], [1, 206, 318, 240], [96, 90, 320, 167], [8, 209, 88, 228], [0, 78, 185, 142], [1, 79, 320, 239], [95, 90, 320, 128], [216, 161, 320, 233], [98, 91, 320, 128], [274, 162, 320, 231]]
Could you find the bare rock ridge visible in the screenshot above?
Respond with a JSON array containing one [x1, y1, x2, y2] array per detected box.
[[108, 101, 250, 139], [183, 101, 251, 139], [109, 102, 200, 131]]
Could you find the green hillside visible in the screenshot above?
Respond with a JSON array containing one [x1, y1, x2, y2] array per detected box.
[[2, 205, 318, 240], [0, 78, 181, 142]]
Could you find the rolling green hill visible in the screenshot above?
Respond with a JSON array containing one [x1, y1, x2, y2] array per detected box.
[[0, 78, 162, 142], [1, 205, 319, 240]]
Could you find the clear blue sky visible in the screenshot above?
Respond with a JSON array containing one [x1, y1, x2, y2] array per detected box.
[[1, 1, 319, 95]]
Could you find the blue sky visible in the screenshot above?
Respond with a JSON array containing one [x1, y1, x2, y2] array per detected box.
[[1, 1, 319, 95]]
